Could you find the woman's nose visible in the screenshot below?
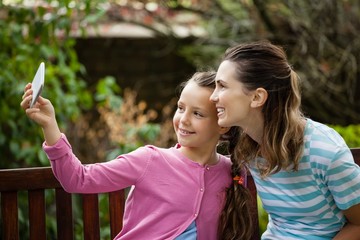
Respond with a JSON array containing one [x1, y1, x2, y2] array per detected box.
[[210, 90, 218, 102]]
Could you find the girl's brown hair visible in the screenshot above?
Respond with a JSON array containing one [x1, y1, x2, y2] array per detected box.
[[218, 126, 254, 240], [177, 71, 217, 94]]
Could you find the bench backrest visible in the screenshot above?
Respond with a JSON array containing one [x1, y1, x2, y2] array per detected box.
[[0, 167, 125, 240], [1, 148, 359, 240]]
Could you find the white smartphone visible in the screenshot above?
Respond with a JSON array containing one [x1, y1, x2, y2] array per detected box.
[[30, 62, 45, 108]]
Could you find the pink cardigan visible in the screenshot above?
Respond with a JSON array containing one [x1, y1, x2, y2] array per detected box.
[[43, 134, 232, 240]]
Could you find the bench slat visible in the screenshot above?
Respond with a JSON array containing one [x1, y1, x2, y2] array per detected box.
[[109, 190, 125, 239], [29, 189, 46, 240], [82, 194, 100, 240], [0, 167, 61, 191], [56, 188, 74, 240], [247, 175, 260, 240], [1, 191, 19, 240], [351, 148, 360, 165]]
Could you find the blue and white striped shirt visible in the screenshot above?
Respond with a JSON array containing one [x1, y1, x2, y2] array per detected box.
[[249, 119, 360, 239]]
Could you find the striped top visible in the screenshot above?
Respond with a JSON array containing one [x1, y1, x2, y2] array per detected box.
[[249, 118, 360, 239]]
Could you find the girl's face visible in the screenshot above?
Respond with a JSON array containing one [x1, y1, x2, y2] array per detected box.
[[173, 81, 223, 150], [210, 60, 255, 128]]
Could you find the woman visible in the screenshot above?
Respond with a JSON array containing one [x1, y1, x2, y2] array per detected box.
[[211, 41, 360, 239]]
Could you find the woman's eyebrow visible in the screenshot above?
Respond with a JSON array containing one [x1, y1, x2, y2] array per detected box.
[[216, 79, 226, 85]]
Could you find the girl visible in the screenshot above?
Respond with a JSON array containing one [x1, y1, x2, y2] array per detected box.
[[21, 71, 252, 239], [211, 41, 360, 239]]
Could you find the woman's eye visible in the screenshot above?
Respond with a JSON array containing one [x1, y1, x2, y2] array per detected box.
[[216, 81, 223, 87]]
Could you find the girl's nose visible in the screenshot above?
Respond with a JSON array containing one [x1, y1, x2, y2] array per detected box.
[[180, 112, 190, 124]]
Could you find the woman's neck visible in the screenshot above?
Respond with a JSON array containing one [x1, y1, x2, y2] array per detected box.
[[241, 111, 264, 144]]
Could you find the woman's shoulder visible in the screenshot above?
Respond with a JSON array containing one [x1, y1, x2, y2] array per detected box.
[[303, 119, 352, 166], [305, 118, 347, 148]]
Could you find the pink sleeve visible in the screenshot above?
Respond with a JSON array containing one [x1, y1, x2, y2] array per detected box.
[[43, 133, 151, 193]]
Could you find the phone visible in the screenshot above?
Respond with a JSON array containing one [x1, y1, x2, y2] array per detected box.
[[30, 62, 45, 108]]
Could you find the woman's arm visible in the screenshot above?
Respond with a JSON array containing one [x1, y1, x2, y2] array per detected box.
[[333, 203, 360, 239]]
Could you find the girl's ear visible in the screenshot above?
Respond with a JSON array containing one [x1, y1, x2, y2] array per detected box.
[[250, 87, 268, 108]]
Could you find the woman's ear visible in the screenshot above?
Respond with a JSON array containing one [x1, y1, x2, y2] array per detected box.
[[250, 88, 268, 108]]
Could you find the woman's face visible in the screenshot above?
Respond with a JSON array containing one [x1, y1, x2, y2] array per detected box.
[[210, 60, 255, 128]]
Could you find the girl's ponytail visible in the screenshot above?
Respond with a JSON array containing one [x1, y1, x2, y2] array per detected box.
[[218, 127, 254, 240]]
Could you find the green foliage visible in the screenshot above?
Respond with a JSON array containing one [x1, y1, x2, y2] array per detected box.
[[257, 196, 268, 235], [105, 123, 162, 161], [95, 76, 123, 109], [330, 124, 360, 148], [0, 2, 107, 238], [0, 1, 108, 168]]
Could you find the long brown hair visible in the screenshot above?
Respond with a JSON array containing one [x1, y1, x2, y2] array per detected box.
[[218, 126, 254, 240], [223, 41, 304, 176]]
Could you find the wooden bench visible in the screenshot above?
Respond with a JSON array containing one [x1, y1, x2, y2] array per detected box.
[[1, 148, 359, 240], [0, 167, 125, 240]]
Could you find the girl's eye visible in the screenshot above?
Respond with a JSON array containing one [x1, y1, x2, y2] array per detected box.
[[194, 111, 204, 117], [177, 106, 184, 112]]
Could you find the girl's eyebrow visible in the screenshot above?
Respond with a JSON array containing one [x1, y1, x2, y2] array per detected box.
[[193, 106, 211, 115]]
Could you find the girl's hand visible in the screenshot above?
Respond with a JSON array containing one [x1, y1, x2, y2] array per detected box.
[[21, 83, 61, 146], [21, 83, 55, 128]]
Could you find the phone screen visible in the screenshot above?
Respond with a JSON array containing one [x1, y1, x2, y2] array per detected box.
[[30, 62, 45, 108]]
